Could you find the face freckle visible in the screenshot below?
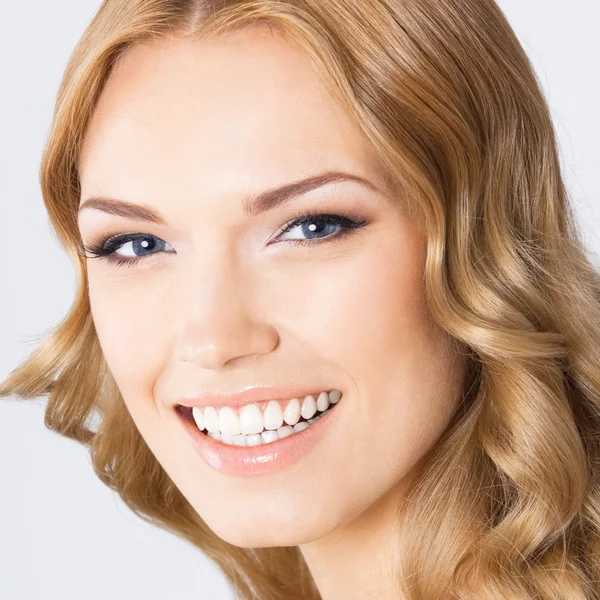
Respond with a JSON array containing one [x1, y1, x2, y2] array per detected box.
[[77, 26, 466, 550]]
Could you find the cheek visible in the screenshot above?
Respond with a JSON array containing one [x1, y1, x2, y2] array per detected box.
[[288, 235, 428, 380], [292, 232, 462, 452], [87, 273, 172, 414]]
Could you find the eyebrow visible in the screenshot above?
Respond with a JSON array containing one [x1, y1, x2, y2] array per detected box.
[[78, 170, 378, 224]]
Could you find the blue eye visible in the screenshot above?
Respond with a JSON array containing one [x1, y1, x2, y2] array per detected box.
[[82, 211, 368, 268], [115, 235, 173, 257], [82, 233, 174, 268], [274, 212, 367, 246]]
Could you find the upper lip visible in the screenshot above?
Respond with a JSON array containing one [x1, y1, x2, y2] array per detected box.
[[175, 385, 334, 409]]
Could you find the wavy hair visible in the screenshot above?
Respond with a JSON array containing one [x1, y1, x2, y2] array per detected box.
[[2, 0, 600, 598]]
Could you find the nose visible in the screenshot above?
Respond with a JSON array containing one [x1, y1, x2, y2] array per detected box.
[[174, 251, 279, 370]]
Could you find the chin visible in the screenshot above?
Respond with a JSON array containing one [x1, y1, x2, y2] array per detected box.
[[205, 513, 334, 548]]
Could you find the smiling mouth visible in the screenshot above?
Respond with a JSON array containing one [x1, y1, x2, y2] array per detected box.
[[175, 390, 342, 447]]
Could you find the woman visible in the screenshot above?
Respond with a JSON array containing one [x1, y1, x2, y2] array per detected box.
[[2, 0, 599, 598]]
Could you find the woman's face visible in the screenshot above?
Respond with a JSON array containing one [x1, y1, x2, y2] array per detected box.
[[78, 28, 466, 547]]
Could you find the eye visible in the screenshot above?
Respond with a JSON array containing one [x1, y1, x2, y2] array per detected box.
[[82, 233, 174, 268], [272, 211, 368, 247]]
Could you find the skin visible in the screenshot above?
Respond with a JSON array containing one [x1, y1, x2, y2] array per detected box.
[[78, 26, 467, 600]]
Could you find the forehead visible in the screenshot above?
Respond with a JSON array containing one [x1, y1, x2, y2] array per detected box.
[[79, 28, 384, 206]]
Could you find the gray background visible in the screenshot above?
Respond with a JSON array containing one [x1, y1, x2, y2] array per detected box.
[[1, 1, 598, 599]]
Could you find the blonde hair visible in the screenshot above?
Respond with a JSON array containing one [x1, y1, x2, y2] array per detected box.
[[2, 0, 600, 597]]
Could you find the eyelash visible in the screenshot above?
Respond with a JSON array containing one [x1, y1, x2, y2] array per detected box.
[[81, 209, 369, 268]]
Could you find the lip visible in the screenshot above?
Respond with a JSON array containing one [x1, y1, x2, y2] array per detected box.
[[176, 385, 334, 409], [176, 398, 342, 476]]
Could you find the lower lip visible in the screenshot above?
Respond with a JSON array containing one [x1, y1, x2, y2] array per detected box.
[[178, 401, 341, 476]]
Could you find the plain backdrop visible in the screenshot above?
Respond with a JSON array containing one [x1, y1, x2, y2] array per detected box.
[[1, 1, 599, 599]]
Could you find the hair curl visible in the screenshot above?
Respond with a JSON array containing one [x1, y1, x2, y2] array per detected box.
[[3, 1, 600, 598]]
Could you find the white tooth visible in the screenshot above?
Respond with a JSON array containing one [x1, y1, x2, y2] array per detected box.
[[207, 431, 221, 440], [283, 398, 301, 426], [204, 407, 219, 433], [277, 425, 294, 439], [293, 421, 309, 433], [301, 395, 317, 419], [219, 406, 241, 435], [261, 430, 279, 444], [329, 389, 342, 404], [232, 434, 247, 447], [221, 432, 234, 445], [240, 403, 264, 435], [263, 400, 283, 430], [312, 408, 331, 423], [192, 407, 204, 430], [246, 434, 263, 447], [316, 391, 330, 412]]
